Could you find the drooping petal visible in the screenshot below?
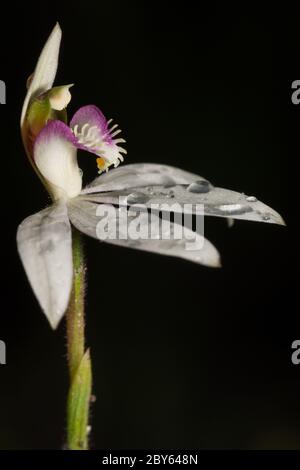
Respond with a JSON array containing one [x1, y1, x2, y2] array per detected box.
[[16, 203, 73, 329], [21, 23, 62, 129], [80, 169, 285, 225], [67, 198, 221, 268], [82, 163, 205, 194], [33, 120, 83, 200], [70, 105, 126, 172]]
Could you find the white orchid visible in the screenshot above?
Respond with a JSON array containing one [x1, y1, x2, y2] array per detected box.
[[17, 23, 284, 331]]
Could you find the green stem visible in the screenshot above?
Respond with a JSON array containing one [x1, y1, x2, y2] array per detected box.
[[66, 229, 92, 450]]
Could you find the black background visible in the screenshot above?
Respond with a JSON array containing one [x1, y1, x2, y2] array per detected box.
[[0, 3, 297, 450]]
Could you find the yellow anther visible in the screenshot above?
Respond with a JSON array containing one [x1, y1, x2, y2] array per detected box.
[[96, 157, 106, 171]]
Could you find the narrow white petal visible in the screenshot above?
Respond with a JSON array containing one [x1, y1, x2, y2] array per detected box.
[[81, 163, 284, 225], [17, 203, 73, 329], [68, 199, 221, 268], [80, 183, 285, 226], [21, 23, 62, 128], [82, 163, 205, 194]]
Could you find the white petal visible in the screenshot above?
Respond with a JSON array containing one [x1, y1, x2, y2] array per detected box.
[[17, 203, 73, 329], [68, 199, 221, 268], [21, 23, 62, 128], [82, 163, 205, 194], [34, 121, 82, 201], [80, 184, 285, 226]]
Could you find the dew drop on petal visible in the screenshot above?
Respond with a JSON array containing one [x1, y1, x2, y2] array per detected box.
[[213, 204, 253, 216], [187, 180, 211, 194], [126, 192, 150, 204], [219, 204, 243, 213]]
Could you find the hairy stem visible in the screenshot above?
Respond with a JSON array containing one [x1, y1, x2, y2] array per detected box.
[[66, 229, 92, 450]]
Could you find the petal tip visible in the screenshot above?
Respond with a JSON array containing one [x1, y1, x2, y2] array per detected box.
[[47, 308, 65, 330], [267, 212, 286, 226], [209, 256, 222, 269], [53, 22, 62, 37], [278, 216, 287, 227]]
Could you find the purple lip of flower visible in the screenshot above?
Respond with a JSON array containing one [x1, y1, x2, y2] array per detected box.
[[70, 105, 126, 172], [34, 104, 126, 173], [34, 119, 83, 150], [70, 105, 117, 145]]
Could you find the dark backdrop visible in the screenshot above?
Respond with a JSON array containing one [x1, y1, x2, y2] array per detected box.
[[0, 3, 297, 449]]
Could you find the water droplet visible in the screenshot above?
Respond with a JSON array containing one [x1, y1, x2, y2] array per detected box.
[[211, 204, 253, 216], [187, 180, 211, 194], [246, 196, 257, 202], [219, 204, 243, 213], [126, 192, 149, 204], [227, 218, 235, 228]]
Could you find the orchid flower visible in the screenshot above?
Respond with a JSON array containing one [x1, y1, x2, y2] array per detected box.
[[16, 24, 285, 450], [17, 24, 284, 331]]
